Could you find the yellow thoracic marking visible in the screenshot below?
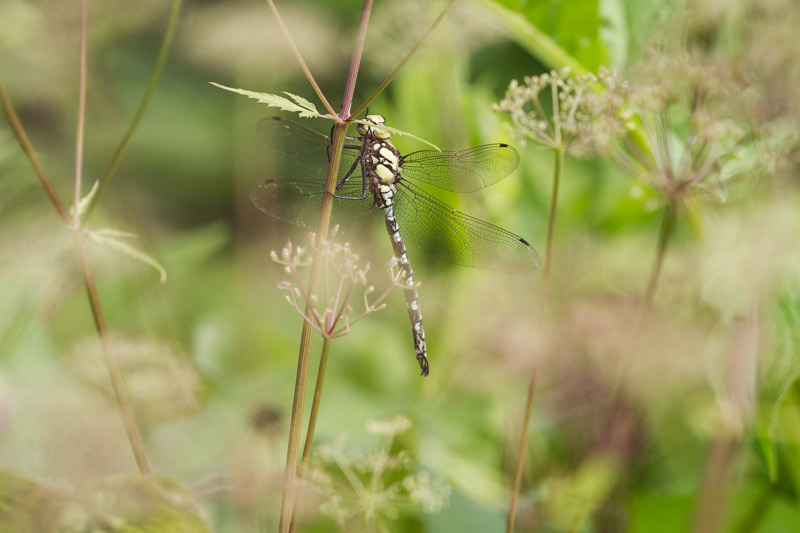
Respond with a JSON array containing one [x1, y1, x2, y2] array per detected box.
[[379, 147, 398, 165], [376, 164, 394, 182]]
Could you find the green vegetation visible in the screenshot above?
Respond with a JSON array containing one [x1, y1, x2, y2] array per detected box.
[[2, 0, 799, 531]]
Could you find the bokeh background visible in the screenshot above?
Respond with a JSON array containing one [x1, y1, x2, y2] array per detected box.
[[2, 0, 800, 531]]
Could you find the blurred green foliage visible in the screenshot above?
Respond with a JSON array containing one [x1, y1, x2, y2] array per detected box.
[[2, 0, 800, 531]]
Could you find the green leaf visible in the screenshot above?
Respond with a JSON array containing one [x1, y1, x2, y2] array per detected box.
[[87, 228, 168, 283], [209, 83, 320, 118], [481, 1, 592, 74]]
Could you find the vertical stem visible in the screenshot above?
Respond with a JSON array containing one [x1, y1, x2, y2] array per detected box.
[[543, 146, 564, 290], [277, 3, 373, 530], [73, 0, 88, 227], [507, 144, 564, 532], [506, 369, 537, 533], [300, 337, 332, 475], [340, 0, 373, 117], [351, 0, 455, 119], [74, 234, 151, 474], [288, 337, 333, 533], [277, 129, 345, 533], [643, 201, 677, 306]]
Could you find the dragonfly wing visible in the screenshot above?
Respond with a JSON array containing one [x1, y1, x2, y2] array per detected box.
[[250, 178, 373, 231], [258, 117, 360, 179], [392, 180, 539, 272], [400, 144, 520, 193]]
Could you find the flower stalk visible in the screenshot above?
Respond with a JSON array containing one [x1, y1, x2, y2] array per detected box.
[[1, 0, 182, 475]]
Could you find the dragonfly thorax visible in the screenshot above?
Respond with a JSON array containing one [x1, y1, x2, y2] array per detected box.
[[357, 114, 391, 140]]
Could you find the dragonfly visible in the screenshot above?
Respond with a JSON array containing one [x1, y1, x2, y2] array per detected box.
[[251, 114, 540, 376]]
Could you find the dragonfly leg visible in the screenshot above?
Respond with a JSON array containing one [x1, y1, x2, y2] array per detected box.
[[321, 155, 368, 200], [336, 155, 362, 190]]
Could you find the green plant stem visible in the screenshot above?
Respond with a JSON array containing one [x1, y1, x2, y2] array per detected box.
[[506, 369, 537, 533], [351, 0, 455, 119], [287, 337, 333, 533], [265, 0, 336, 117], [507, 145, 563, 532], [85, 0, 183, 218], [73, 0, 88, 227], [299, 337, 332, 474], [340, 1, 373, 117], [278, 127, 346, 533], [276, 3, 372, 529], [543, 145, 564, 294], [644, 200, 677, 306], [0, 81, 71, 225], [74, 233, 151, 474]]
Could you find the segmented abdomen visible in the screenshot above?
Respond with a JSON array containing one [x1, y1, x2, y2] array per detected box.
[[382, 204, 429, 376]]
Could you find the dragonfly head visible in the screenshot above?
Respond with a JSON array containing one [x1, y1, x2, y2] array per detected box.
[[357, 114, 391, 140]]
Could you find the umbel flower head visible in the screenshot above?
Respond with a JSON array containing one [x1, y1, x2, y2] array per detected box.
[[494, 68, 600, 154], [497, 62, 762, 207], [271, 227, 403, 339], [585, 60, 757, 206], [308, 415, 451, 530]]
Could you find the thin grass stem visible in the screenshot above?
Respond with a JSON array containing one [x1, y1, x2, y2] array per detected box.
[[86, 0, 184, 218], [507, 142, 564, 532], [0, 82, 71, 225], [73, 0, 88, 227], [543, 145, 564, 287], [350, 0, 455, 119], [73, 233, 151, 474], [340, 0, 373, 117], [506, 369, 537, 533], [265, 0, 336, 117]]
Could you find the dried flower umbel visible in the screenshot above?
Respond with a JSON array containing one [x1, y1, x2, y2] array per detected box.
[[309, 415, 450, 531], [271, 227, 403, 339], [494, 68, 600, 155], [586, 62, 753, 204]]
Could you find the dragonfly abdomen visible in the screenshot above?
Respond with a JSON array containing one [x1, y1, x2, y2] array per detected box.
[[383, 206, 429, 377]]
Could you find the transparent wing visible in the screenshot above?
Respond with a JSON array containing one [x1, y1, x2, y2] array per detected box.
[[250, 178, 373, 231], [400, 144, 520, 193], [392, 180, 539, 272], [258, 117, 360, 178]]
